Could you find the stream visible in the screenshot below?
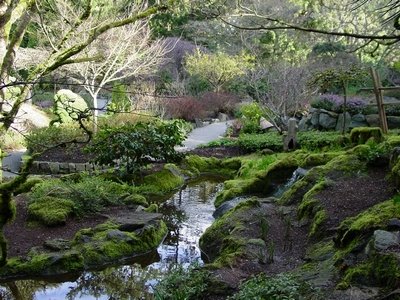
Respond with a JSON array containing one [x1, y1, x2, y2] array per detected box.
[[0, 178, 223, 300]]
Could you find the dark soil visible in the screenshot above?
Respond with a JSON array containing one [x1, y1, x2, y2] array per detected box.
[[4, 195, 127, 257], [36, 144, 94, 163], [317, 167, 396, 231]]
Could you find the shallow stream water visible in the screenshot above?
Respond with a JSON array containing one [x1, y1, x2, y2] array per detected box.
[[0, 178, 223, 300]]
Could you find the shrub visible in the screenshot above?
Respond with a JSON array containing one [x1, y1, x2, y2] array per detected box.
[[200, 92, 240, 117], [86, 119, 186, 174], [164, 96, 206, 121], [229, 274, 315, 300], [98, 112, 154, 128], [237, 102, 266, 134], [154, 264, 211, 300], [26, 124, 88, 153], [107, 82, 131, 113], [311, 94, 367, 114], [298, 131, 347, 150], [238, 133, 283, 152], [0, 129, 25, 150], [28, 176, 140, 225]]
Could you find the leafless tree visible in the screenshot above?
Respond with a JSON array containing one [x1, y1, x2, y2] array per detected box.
[[65, 20, 168, 128]]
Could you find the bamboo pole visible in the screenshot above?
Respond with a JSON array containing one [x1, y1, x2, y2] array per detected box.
[[371, 68, 388, 134]]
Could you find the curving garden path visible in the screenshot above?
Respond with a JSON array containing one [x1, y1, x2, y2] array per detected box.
[[2, 121, 231, 178]]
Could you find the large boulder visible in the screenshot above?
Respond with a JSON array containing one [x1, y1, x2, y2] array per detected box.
[[387, 116, 400, 129], [319, 111, 337, 129], [53, 89, 89, 124], [350, 114, 368, 129], [365, 114, 380, 127], [335, 112, 351, 132]]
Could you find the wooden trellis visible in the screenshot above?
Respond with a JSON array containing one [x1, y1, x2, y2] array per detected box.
[[361, 68, 400, 134]]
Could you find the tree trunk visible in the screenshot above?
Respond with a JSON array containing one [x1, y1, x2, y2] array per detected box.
[[93, 93, 99, 133], [342, 82, 348, 135]]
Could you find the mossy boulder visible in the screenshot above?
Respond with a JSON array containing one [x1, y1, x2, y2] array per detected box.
[[137, 164, 185, 196], [338, 253, 400, 289], [122, 194, 148, 206], [183, 155, 241, 178], [200, 199, 261, 267], [28, 196, 75, 226], [53, 89, 89, 124], [0, 212, 167, 280], [349, 127, 383, 145]]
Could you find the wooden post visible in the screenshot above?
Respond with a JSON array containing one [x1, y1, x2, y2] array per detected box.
[[371, 68, 388, 134]]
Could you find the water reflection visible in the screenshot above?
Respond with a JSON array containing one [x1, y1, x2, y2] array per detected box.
[[0, 179, 222, 300]]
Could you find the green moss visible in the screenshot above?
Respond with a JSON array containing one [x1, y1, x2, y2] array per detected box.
[[310, 209, 327, 237], [279, 178, 311, 205], [298, 198, 320, 220], [215, 178, 264, 208], [386, 134, 400, 147], [299, 152, 342, 167], [14, 177, 43, 195], [183, 155, 241, 178], [200, 199, 259, 267], [28, 196, 75, 226], [122, 194, 148, 206], [339, 254, 400, 289], [336, 199, 400, 248], [212, 237, 246, 268], [0, 250, 85, 278], [297, 179, 330, 219], [138, 164, 185, 196], [77, 220, 167, 266], [144, 203, 158, 213], [349, 127, 383, 145]]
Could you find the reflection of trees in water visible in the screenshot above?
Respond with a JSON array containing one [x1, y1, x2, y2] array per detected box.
[[0, 280, 57, 300], [66, 266, 160, 300]]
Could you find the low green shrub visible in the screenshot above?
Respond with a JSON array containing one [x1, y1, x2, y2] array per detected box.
[[229, 273, 315, 300], [154, 264, 211, 300], [238, 133, 283, 152], [26, 124, 88, 153], [201, 137, 239, 148], [298, 131, 348, 150], [237, 102, 266, 134], [28, 175, 141, 225], [87, 119, 186, 174]]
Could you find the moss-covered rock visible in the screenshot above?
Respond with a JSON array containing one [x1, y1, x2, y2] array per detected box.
[[0, 213, 167, 280], [335, 199, 400, 248], [122, 194, 148, 206], [350, 127, 383, 145], [183, 155, 241, 178], [200, 199, 261, 267], [28, 196, 75, 226], [338, 253, 400, 289], [137, 164, 185, 196]]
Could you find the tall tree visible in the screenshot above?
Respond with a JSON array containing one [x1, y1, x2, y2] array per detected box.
[[0, 0, 171, 266], [66, 20, 167, 128]]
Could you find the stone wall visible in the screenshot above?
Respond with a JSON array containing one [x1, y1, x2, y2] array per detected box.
[[30, 161, 107, 175], [299, 108, 400, 132]]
